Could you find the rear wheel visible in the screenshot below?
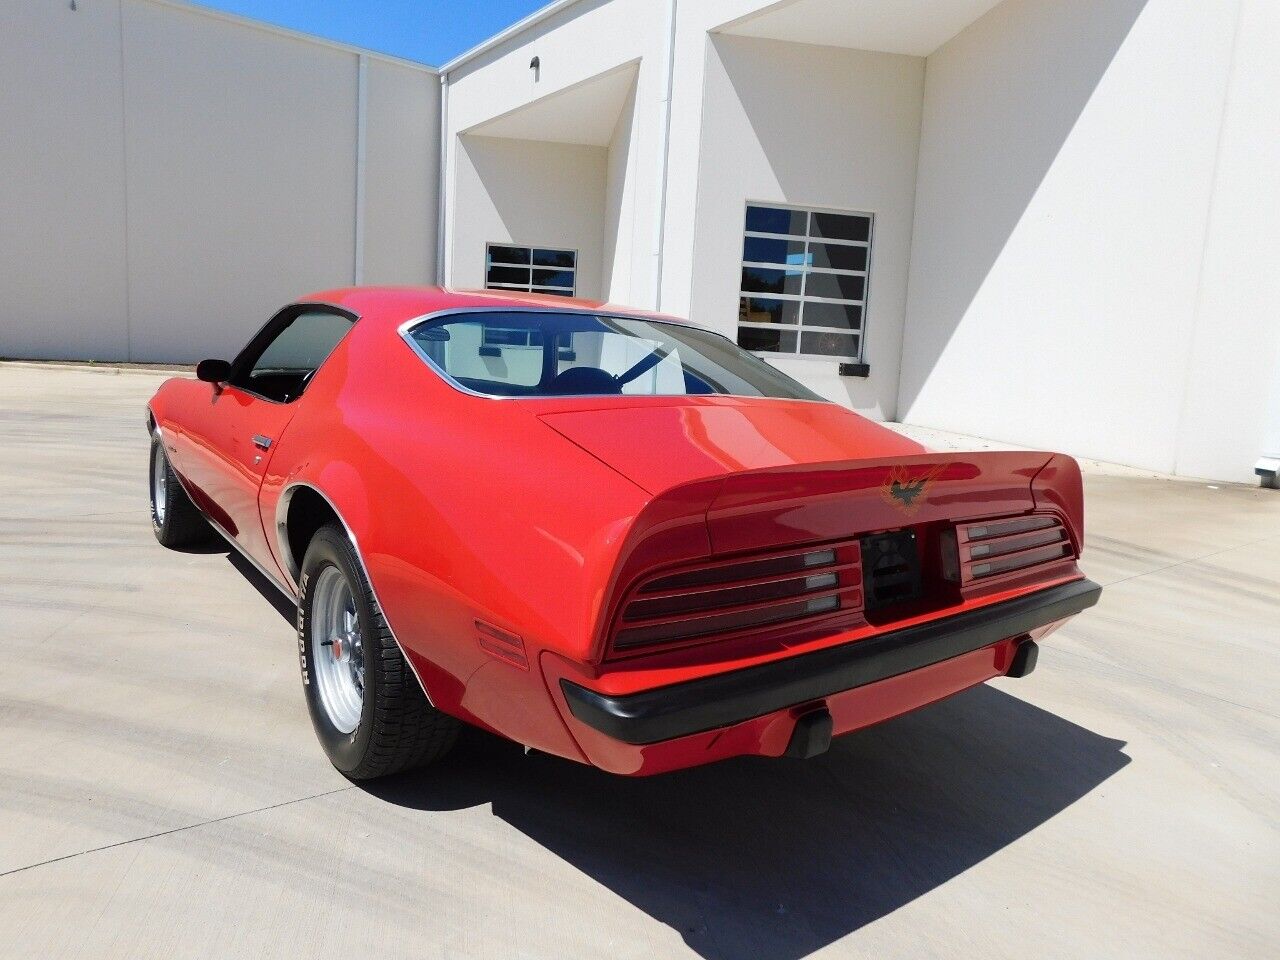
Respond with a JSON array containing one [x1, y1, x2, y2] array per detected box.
[[149, 431, 212, 548], [298, 525, 459, 779]]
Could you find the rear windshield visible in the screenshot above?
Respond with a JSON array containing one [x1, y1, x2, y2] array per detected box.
[[404, 310, 824, 401]]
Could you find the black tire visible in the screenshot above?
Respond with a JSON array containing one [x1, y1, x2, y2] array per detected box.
[[298, 525, 459, 780], [149, 432, 212, 548]]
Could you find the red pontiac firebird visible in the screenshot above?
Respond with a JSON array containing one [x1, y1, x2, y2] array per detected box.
[[146, 287, 1100, 779]]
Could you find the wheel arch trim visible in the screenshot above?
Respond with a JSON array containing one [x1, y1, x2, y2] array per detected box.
[[275, 480, 437, 707]]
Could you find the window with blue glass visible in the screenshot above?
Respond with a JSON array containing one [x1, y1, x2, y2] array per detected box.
[[484, 244, 577, 297], [737, 204, 872, 361]]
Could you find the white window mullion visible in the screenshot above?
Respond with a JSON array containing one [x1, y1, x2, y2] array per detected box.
[[486, 243, 578, 297], [736, 204, 873, 363]]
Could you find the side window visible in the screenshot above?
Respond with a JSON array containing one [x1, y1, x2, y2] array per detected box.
[[231, 309, 354, 403]]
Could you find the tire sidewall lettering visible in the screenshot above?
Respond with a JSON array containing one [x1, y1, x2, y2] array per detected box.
[[297, 570, 311, 686]]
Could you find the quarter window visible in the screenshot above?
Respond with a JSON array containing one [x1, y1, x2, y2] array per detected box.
[[485, 244, 577, 297], [737, 204, 872, 361]]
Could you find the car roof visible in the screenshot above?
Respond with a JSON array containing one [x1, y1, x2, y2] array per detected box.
[[298, 286, 690, 331]]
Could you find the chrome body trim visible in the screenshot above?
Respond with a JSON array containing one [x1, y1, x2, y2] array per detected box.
[[151, 402, 437, 706], [221, 301, 360, 406], [275, 481, 437, 707], [207, 514, 296, 601], [152, 423, 295, 599]]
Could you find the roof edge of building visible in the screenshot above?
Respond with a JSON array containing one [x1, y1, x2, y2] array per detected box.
[[144, 0, 440, 73], [439, 0, 589, 76]]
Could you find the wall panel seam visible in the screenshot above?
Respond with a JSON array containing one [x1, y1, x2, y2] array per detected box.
[[118, 0, 134, 360], [1172, 0, 1245, 477]]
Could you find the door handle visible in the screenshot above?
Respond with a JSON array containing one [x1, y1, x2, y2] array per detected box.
[[252, 435, 273, 450]]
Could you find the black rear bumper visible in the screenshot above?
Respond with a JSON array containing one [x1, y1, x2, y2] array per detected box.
[[562, 577, 1101, 745]]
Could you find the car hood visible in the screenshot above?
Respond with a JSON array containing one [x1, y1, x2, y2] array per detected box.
[[538, 399, 928, 495]]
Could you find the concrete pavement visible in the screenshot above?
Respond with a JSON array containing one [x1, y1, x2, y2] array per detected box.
[[1, 363, 1277, 959]]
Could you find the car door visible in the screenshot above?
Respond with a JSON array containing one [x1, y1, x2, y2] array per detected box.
[[177, 305, 356, 576]]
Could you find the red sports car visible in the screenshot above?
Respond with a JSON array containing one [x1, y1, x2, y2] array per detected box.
[[146, 288, 1100, 778]]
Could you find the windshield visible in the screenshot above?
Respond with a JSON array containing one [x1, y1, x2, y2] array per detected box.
[[404, 310, 824, 401]]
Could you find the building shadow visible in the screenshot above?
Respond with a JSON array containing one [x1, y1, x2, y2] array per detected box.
[[364, 682, 1129, 960], [710, 0, 1149, 428]]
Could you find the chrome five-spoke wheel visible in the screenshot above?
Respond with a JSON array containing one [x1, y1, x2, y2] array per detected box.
[[151, 437, 168, 525], [149, 430, 209, 548], [297, 524, 458, 778], [310, 565, 365, 734]]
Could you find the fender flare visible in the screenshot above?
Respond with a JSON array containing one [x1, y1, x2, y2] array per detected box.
[[274, 478, 438, 707]]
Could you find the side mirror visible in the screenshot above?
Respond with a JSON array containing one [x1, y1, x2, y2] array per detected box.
[[196, 359, 231, 384]]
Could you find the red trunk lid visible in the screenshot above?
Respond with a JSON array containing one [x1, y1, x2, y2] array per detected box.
[[539, 398, 929, 495]]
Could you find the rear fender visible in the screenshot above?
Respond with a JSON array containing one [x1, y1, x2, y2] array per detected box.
[[1031, 454, 1085, 550], [270, 468, 447, 710]]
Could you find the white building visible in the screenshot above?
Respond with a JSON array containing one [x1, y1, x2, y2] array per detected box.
[[4, 0, 1279, 486]]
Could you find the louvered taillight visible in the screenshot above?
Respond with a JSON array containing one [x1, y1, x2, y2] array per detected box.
[[611, 542, 863, 653], [951, 515, 1074, 583]]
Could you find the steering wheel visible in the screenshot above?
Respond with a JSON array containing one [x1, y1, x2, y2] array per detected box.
[[547, 367, 621, 395]]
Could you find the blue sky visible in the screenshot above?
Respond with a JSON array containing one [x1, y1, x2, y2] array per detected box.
[[192, 0, 549, 66]]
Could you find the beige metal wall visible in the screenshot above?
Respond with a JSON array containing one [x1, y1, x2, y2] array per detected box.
[[1, 0, 131, 362], [0, 0, 440, 364]]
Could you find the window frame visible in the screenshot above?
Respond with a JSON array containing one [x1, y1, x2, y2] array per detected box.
[[397, 307, 829, 404], [736, 200, 874, 364], [484, 243, 578, 298], [225, 302, 359, 405]]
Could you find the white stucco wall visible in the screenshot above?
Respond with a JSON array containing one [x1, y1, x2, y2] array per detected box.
[[899, 0, 1264, 482], [1174, 0, 1280, 479], [449, 136, 608, 299], [441, 0, 668, 302], [686, 35, 924, 419], [601, 82, 641, 305], [0, 0, 439, 364]]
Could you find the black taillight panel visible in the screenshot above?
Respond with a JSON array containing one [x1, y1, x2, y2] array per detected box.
[[608, 514, 1078, 657], [611, 543, 861, 654], [955, 514, 1074, 583]]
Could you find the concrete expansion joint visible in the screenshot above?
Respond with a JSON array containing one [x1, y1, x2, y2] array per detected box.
[[0, 786, 356, 880]]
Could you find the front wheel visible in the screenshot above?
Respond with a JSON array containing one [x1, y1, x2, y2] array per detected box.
[[297, 525, 459, 780], [149, 431, 211, 548]]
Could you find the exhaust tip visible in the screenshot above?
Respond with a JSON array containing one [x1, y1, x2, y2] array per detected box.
[[1007, 639, 1039, 678], [784, 707, 833, 759]]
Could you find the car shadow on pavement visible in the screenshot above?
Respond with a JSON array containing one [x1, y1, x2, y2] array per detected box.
[[216, 546, 297, 623], [363, 683, 1130, 960]]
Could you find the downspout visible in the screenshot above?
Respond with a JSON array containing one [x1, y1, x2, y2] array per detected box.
[[354, 54, 368, 285], [651, 0, 678, 311], [436, 71, 450, 286]]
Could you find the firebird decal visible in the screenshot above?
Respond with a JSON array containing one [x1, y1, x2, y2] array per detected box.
[[880, 463, 950, 516]]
